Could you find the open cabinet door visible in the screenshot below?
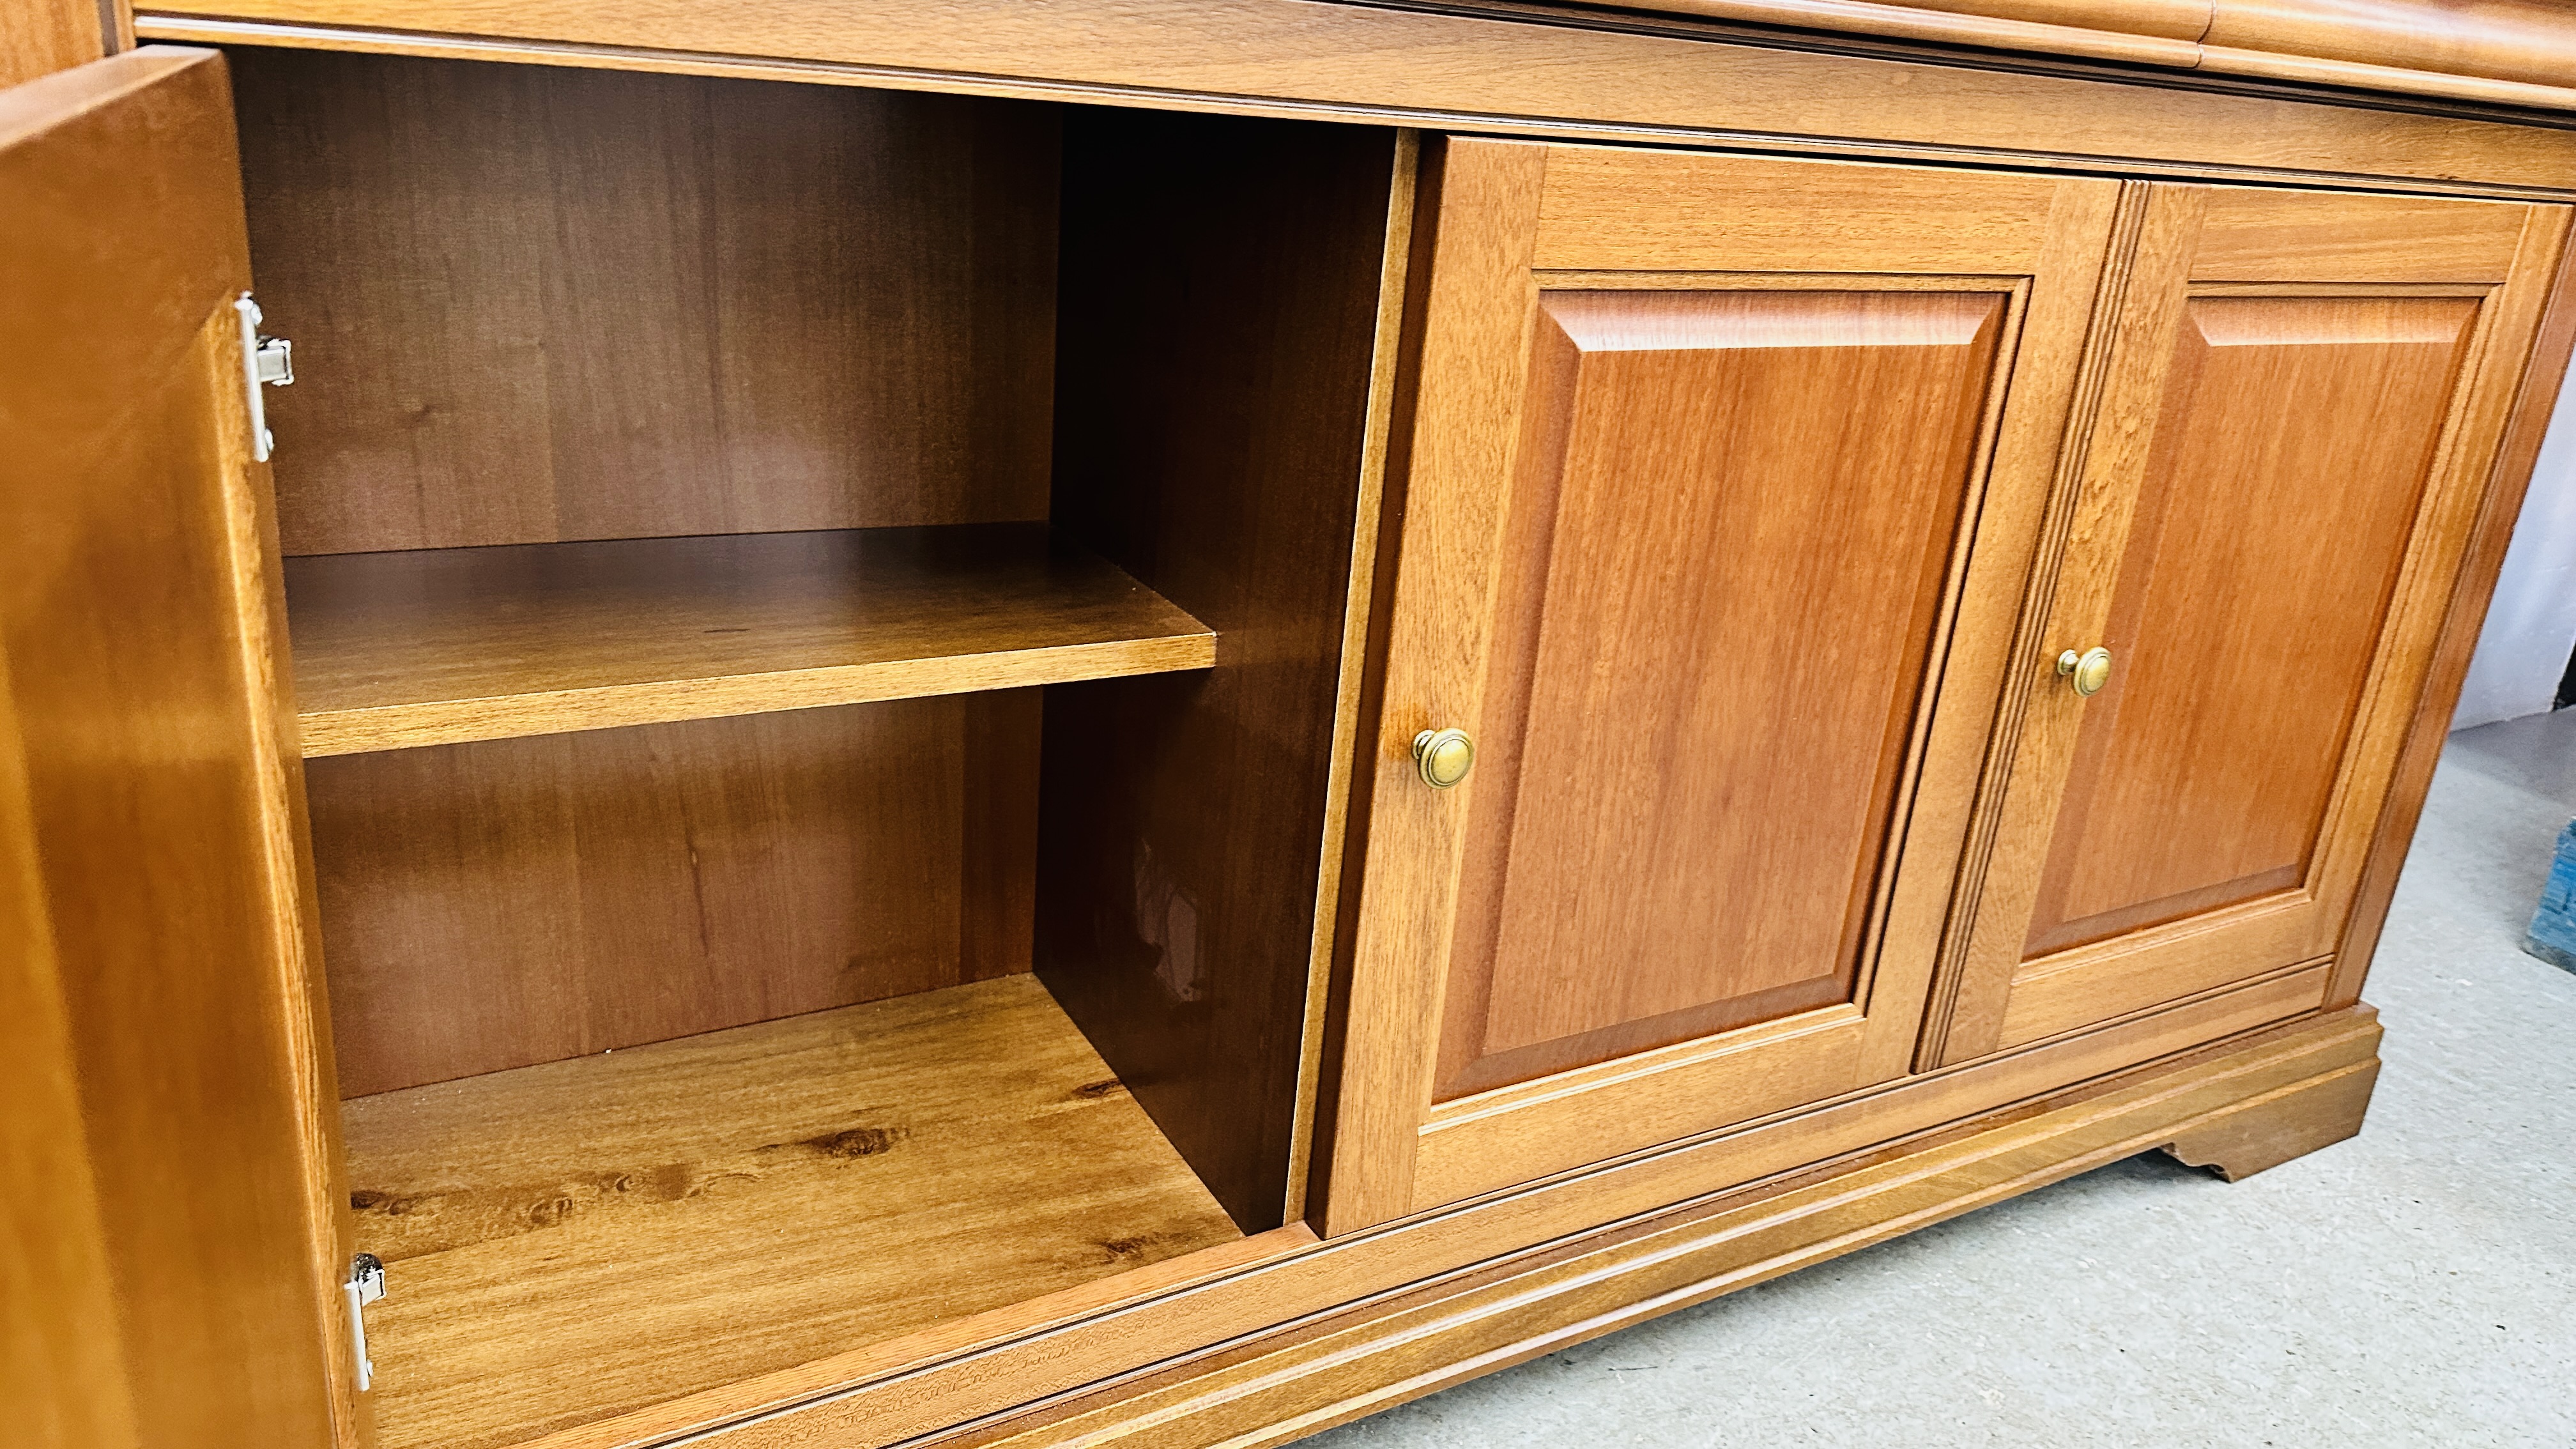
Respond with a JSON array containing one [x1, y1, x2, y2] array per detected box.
[[1, 49, 348, 1449]]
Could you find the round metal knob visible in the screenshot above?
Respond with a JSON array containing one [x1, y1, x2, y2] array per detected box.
[[2057, 647, 2113, 698], [1412, 728, 1476, 790]]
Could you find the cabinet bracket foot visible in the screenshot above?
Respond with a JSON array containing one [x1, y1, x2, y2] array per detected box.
[[2159, 1055, 2379, 1181]]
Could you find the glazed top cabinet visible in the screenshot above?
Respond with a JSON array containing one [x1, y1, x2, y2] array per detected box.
[[10, 6, 2576, 1449]]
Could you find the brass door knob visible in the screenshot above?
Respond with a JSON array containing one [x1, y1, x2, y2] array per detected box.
[[2057, 647, 2113, 697], [1412, 728, 1476, 789]]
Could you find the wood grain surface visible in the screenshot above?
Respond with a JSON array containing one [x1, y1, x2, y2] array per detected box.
[[1926, 183, 2566, 1066], [133, 1, 2576, 198], [307, 694, 1041, 1095], [1, 0, 123, 87], [2188, 188, 2533, 283], [702, 991, 2360, 1449], [0, 47, 348, 1449], [284, 524, 1214, 755], [2021, 295, 2476, 958], [1434, 287, 2002, 1099], [1034, 109, 1397, 1232], [342, 975, 1242, 1449], [2330, 206, 2576, 1011], [1531, 147, 2069, 273], [2160, 1052, 2379, 1179], [482, 966, 2336, 1449], [1326, 137, 2121, 1231], [1613, 0, 2576, 109], [931, 1006, 2382, 1449], [0, 692, 144, 1449], [225, 46, 1060, 556], [1590, 0, 2207, 70], [2201, 0, 2576, 92]]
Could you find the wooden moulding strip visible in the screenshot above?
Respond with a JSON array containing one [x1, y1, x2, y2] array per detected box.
[[1607, 0, 2576, 112], [127, 4, 2576, 199], [512, 979, 2351, 1449], [937, 1001, 2385, 1449], [1282, 127, 1425, 1228], [1595, 0, 2209, 70], [284, 525, 1216, 756]]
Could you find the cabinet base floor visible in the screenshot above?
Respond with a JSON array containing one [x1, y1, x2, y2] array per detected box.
[[339, 974, 1243, 1449]]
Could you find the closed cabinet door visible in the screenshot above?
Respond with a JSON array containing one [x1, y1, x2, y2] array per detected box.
[[1920, 182, 2568, 1068], [1322, 138, 2120, 1231]]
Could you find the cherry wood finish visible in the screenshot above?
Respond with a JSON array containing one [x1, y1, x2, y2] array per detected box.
[[1035, 109, 1402, 1232], [15, 14, 2576, 1449], [557, 965, 2328, 1449], [693, 996, 2368, 1449], [2160, 1049, 2380, 1181], [1, 0, 125, 87], [0, 699, 145, 1449], [0, 47, 348, 1449], [342, 975, 1242, 1449], [134, 3, 2576, 200], [1434, 287, 2005, 1100], [2020, 294, 2478, 960], [2333, 226, 2576, 1011], [224, 47, 1060, 556], [284, 524, 1214, 756], [305, 695, 1040, 1095], [1596, 0, 2208, 70], [1926, 183, 2567, 1066], [930, 1008, 2382, 1449], [1324, 138, 2122, 1231], [1610, 0, 2576, 110], [2200, 0, 2576, 91]]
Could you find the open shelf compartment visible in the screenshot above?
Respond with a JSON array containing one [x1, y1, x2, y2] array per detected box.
[[223, 40, 1402, 1449]]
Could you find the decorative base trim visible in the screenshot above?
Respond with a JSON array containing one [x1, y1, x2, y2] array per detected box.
[[935, 1006, 2382, 1448], [2161, 1055, 2378, 1181]]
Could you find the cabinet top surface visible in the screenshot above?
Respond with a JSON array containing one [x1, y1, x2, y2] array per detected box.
[[128, 0, 2576, 197]]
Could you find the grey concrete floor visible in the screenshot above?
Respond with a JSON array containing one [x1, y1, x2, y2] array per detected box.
[[1307, 714, 2576, 1448]]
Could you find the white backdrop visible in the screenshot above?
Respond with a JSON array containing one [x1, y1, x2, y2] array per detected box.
[[2457, 362, 2576, 730]]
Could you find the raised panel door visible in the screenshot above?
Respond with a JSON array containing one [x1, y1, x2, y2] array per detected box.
[[1322, 139, 2120, 1230], [1924, 183, 2568, 1065], [1437, 288, 2004, 1099]]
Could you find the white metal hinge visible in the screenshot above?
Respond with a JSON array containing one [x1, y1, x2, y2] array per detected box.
[[344, 1253, 385, 1392], [233, 293, 293, 462]]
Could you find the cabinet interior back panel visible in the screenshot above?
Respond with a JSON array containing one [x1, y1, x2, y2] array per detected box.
[[306, 694, 1039, 1095], [226, 47, 1061, 555]]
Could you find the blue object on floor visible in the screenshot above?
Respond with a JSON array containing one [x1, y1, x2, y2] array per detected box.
[[2527, 816, 2576, 972]]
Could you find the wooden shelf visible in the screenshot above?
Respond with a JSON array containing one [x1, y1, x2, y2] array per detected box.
[[343, 974, 1244, 1449], [284, 523, 1216, 756]]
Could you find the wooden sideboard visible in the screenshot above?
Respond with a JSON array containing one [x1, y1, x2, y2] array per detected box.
[[6, 3, 2572, 1448]]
